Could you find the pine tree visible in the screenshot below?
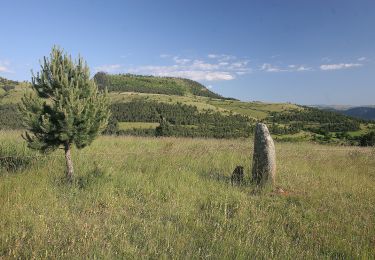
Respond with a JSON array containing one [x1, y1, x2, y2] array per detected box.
[[19, 46, 110, 182]]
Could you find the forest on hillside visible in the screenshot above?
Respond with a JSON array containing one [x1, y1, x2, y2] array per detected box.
[[93, 72, 230, 99]]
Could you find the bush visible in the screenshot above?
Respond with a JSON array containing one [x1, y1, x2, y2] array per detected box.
[[0, 104, 24, 130], [0, 144, 36, 172], [359, 131, 375, 146]]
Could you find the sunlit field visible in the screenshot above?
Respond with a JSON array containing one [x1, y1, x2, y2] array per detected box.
[[1, 131, 374, 259]]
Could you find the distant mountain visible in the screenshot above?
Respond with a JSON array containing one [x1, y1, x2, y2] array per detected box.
[[342, 107, 375, 121], [311, 104, 353, 111], [312, 105, 375, 121], [93, 72, 235, 100]]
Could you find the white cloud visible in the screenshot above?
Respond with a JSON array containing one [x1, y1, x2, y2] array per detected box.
[[122, 53, 251, 81], [261, 63, 283, 72], [120, 53, 132, 59], [94, 64, 122, 73], [0, 60, 13, 73], [296, 66, 312, 71], [190, 60, 219, 70], [261, 63, 312, 72], [208, 54, 218, 59], [207, 54, 236, 61], [95, 53, 251, 81], [128, 65, 234, 81], [357, 57, 366, 61], [160, 54, 171, 58], [320, 63, 362, 71], [173, 56, 191, 65], [0, 66, 9, 72], [207, 85, 213, 89]]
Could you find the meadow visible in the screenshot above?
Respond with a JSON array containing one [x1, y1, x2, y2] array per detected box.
[[0, 130, 374, 259]]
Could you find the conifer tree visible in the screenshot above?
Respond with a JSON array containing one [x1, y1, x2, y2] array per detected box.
[[19, 46, 110, 181]]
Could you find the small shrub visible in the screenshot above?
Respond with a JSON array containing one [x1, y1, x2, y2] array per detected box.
[[359, 131, 375, 146], [0, 145, 36, 172]]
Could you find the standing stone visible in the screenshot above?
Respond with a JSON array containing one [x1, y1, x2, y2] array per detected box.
[[251, 123, 276, 187]]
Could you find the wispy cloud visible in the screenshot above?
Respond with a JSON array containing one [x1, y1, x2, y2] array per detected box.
[[271, 54, 281, 59], [321, 57, 331, 62], [207, 54, 237, 61], [99, 52, 367, 81], [94, 64, 122, 73], [261, 63, 283, 72], [120, 54, 251, 81], [261, 63, 312, 72], [0, 60, 14, 73], [296, 66, 312, 71], [173, 56, 191, 65], [120, 53, 132, 59], [128, 65, 235, 81], [160, 54, 171, 59], [320, 63, 362, 71]]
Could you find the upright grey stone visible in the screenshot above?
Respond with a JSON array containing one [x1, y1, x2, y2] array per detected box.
[[252, 123, 276, 187]]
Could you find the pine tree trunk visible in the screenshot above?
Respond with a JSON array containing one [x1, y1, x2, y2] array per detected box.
[[64, 141, 74, 182]]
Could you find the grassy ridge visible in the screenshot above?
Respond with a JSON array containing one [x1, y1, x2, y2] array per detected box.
[[118, 122, 159, 130], [1, 131, 374, 258], [94, 72, 227, 99]]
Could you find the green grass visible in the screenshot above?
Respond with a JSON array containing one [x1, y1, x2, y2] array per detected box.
[[1, 131, 374, 258], [0, 83, 31, 105], [273, 131, 313, 142], [109, 92, 227, 112], [118, 122, 160, 130], [207, 100, 301, 119], [96, 73, 224, 99], [348, 124, 374, 137]]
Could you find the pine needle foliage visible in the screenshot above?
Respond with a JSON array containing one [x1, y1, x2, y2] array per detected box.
[[19, 46, 110, 179]]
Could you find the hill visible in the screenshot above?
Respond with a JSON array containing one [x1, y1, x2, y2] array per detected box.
[[342, 107, 375, 121], [93, 72, 232, 99], [0, 75, 373, 145], [313, 105, 375, 121]]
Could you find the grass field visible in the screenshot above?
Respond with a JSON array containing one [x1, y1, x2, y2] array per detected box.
[[0, 131, 375, 259], [118, 122, 160, 130]]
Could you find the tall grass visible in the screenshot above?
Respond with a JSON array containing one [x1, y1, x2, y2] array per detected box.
[[0, 130, 374, 258]]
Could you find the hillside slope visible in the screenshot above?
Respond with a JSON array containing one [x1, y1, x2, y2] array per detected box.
[[94, 72, 231, 99], [342, 107, 375, 121], [313, 105, 375, 121], [0, 75, 373, 144]]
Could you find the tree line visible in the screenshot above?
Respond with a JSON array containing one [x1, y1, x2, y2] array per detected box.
[[94, 72, 229, 99], [108, 100, 254, 138], [268, 107, 362, 133], [1, 100, 374, 145]]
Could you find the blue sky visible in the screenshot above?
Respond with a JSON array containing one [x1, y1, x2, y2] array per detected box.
[[0, 0, 374, 105]]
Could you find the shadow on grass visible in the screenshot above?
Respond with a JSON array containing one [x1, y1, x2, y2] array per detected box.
[[0, 145, 41, 173], [200, 167, 294, 198], [54, 163, 111, 190], [199, 167, 252, 187]]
